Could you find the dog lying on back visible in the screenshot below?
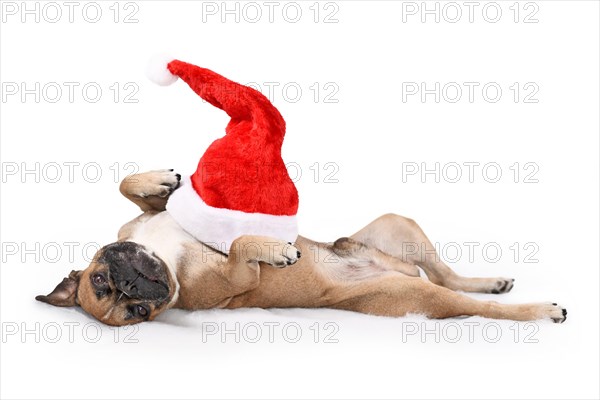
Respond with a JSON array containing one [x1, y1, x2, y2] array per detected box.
[[37, 60, 566, 325], [36, 169, 567, 326]]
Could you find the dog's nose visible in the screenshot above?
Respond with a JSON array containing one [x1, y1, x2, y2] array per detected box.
[[118, 280, 137, 296]]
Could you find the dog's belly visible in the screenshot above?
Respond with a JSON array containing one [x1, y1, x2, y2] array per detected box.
[[224, 237, 396, 310]]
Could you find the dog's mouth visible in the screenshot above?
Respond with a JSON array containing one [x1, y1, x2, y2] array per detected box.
[[135, 268, 165, 285], [123, 266, 169, 297]]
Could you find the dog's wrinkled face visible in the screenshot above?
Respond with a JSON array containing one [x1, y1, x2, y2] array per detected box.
[[36, 241, 177, 326]]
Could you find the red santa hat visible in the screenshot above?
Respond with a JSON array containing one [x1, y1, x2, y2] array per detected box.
[[146, 56, 299, 253]]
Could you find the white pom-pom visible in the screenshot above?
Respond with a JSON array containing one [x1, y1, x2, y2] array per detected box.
[[146, 54, 178, 86]]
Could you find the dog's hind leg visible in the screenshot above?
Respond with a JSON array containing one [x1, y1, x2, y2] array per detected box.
[[330, 275, 566, 323], [350, 214, 514, 294], [331, 237, 421, 277]]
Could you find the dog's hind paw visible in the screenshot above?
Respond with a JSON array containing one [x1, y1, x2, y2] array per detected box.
[[490, 278, 515, 294], [529, 302, 567, 323], [549, 303, 568, 323]]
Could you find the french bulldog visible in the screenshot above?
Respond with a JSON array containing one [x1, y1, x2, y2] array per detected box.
[[36, 169, 567, 326]]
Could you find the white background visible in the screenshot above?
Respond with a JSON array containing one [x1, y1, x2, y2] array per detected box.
[[1, 1, 599, 399]]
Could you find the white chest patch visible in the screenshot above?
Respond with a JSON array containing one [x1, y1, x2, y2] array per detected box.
[[128, 211, 195, 306]]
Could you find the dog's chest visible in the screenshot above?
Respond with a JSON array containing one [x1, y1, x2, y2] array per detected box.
[[128, 212, 195, 276]]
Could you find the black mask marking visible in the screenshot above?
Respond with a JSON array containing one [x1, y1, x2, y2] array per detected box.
[[98, 242, 170, 303]]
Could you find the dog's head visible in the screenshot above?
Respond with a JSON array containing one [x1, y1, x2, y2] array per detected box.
[[36, 241, 177, 326]]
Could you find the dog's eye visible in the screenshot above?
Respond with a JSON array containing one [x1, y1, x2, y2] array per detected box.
[[92, 273, 106, 286], [136, 304, 148, 317]]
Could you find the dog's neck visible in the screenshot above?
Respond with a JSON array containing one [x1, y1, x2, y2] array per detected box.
[[127, 211, 194, 308]]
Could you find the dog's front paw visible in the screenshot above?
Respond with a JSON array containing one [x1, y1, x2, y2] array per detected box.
[[270, 242, 301, 268], [131, 169, 181, 198]]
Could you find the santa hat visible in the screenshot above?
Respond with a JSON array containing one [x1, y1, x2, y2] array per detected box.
[[146, 56, 299, 253]]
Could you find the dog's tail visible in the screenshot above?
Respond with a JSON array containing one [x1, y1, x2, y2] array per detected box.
[[146, 56, 285, 144]]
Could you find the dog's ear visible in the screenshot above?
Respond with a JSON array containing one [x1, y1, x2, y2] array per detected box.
[[36, 270, 83, 307]]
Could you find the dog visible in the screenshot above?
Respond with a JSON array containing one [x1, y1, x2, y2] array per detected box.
[[36, 169, 567, 326]]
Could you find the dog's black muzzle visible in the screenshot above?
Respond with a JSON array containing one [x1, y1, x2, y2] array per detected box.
[[99, 242, 170, 302]]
